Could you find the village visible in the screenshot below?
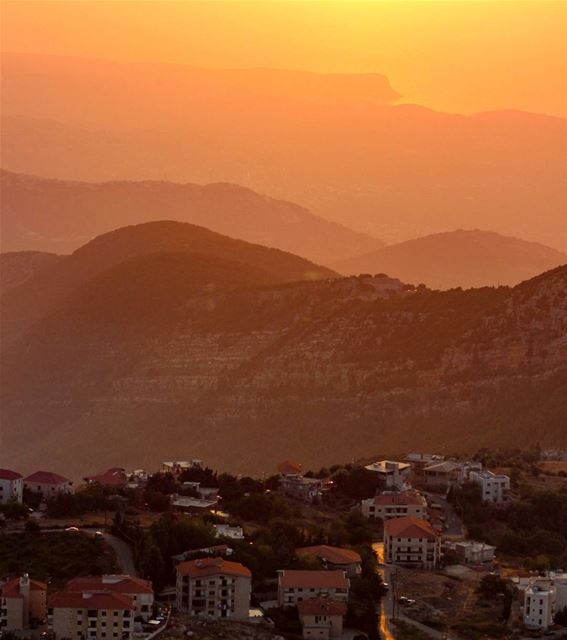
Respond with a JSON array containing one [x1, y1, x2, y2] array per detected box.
[[1, 449, 567, 640]]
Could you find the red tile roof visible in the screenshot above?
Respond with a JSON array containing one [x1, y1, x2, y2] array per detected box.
[[0, 469, 22, 481], [1, 577, 47, 598], [176, 557, 251, 579], [297, 597, 348, 616], [84, 468, 127, 487], [49, 591, 134, 610], [277, 460, 302, 475], [66, 575, 153, 595], [384, 516, 440, 540], [24, 471, 71, 486], [279, 570, 348, 589], [296, 545, 361, 566], [374, 492, 426, 507]]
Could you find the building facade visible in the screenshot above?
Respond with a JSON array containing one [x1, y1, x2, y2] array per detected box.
[[0, 469, 23, 505], [0, 575, 47, 631], [24, 471, 74, 498], [364, 461, 412, 489], [469, 470, 511, 503], [297, 597, 347, 639], [524, 580, 555, 630], [361, 492, 427, 521], [277, 571, 349, 607], [384, 517, 441, 569], [295, 546, 361, 578], [175, 558, 251, 619]]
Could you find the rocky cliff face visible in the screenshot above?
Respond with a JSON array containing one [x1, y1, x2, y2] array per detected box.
[[2, 268, 566, 478]]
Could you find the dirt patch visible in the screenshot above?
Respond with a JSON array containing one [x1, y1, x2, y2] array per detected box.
[[162, 617, 298, 640]]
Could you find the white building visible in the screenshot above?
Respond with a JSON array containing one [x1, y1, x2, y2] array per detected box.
[[361, 491, 427, 521], [384, 517, 442, 569], [469, 470, 510, 503], [524, 579, 555, 630], [0, 469, 23, 505], [24, 471, 74, 498], [213, 524, 244, 540], [453, 541, 495, 565], [0, 575, 47, 630], [364, 461, 411, 489]]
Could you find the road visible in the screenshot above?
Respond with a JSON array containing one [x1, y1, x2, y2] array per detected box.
[[423, 492, 464, 538], [83, 528, 139, 577]]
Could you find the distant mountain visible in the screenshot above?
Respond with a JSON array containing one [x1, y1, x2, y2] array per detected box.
[[2, 53, 566, 252], [0, 251, 62, 295], [2, 251, 566, 477], [0, 220, 336, 346], [0, 169, 384, 263], [334, 230, 567, 289]]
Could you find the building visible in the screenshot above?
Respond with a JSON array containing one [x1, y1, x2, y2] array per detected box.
[[161, 460, 202, 476], [48, 590, 134, 640], [213, 524, 244, 540], [297, 597, 347, 639], [279, 475, 323, 503], [384, 517, 442, 568], [0, 574, 47, 630], [469, 470, 511, 503], [24, 471, 74, 498], [277, 461, 303, 476], [524, 579, 555, 630], [84, 468, 127, 489], [295, 546, 362, 578], [422, 461, 463, 490], [175, 557, 251, 619], [65, 576, 154, 620], [454, 541, 495, 565], [170, 495, 218, 512], [172, 545, 233, 564], [361, 491, 427, 521], [277, 571, 349, 607], [405, 453, 445, 474], [364, 461, 411, 489], [0, 469, 23, 505]]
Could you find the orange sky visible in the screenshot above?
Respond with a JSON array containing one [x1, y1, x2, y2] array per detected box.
[[1, 0, 567, 117]]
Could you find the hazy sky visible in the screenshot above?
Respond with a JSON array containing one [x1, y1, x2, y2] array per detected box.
[[2, 0, 567, 116]]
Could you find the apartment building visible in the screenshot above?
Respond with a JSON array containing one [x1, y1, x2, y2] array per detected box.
[[24, 471, 74, 498], [48, 591, 134, 640], [65, 576, 153, 620], [0, 574, 47, 631], [295, 546, 362, 578], [175, 557, 251, 619], [277, 571, 349, 607], [364, 461, 411, 489], [524, 579, 555, 630], [0, 469, 23, 505], [361, 491, 427, 521], [297, 597, 347, 639], [469, 470, 511, 503], [384, 517, 442, 568]]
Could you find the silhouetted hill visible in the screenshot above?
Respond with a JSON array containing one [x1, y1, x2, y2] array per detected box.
[[0, 251, 63, 295], [0, 169, 384, 263], [2, 53, 566, 251], [0, 220, 336, 346], [2, 257, 565, 477], [334, 230, 567, 289]]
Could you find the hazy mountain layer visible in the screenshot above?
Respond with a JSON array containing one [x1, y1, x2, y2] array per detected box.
[[0, 169, 384, 263], [334, 229, 567, 289], [0, 251, 62, 295]]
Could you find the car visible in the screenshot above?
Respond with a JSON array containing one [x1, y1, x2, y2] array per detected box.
[[399, 596, 409, 604], [382, 582, 389, 590], [65, 526, 80, 533], [94, 530, 104, 540]]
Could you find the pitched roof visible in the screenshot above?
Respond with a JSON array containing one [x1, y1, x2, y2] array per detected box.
[[297, 597, 348, 616], [176, 557, 251, 579], [49, 590, 134, 610], [423, 461, 463, 473], [24, 471, 71, 485], [374, 492, 426, 507], [279, 570, 348, 589], [277, 460, 302, 475], [0, 469, 23, 481], [296, 545, 362, 566], [66, 575, 153, 595], [384, 516, 440, 540], [1, 577, 47, 598], [84, 468, 127, 487]]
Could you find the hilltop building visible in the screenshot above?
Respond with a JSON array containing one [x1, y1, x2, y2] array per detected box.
[[469, 470, 511, 503], [0, 469, 23, 504], [364, 461, 411, 489], [24, 471, 74, 498]]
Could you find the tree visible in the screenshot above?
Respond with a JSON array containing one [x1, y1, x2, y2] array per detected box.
[[555, 606, 567, 626], [141, 545, 166, 592]]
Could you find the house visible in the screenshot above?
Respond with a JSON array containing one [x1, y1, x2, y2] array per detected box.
[[422, 461, 463, 490], [175, 557, 251, 619], [65, 575, 154, 620], [277, 571, 349, 607], [24, 471, 74, 498], [172, 545, 233, 564], [295, 546, 362, 577], [0, 469, 23, 505], [161, 460, 202, 476], [197, 486, 219, 501], [454, 541, 495, 565], [361, 491, 427, 521], [405, 453, 445, 475], [0, 574, 47, 630], [384, 517, 442, 568], [524, 579, 555, 630], [277, 461, 303, 476], [469, 470, 510, 503], [48, 590, 134, 640], [213, 524, 244, 540], [297, 597, 347, 639], [84, 468, 127, 489], [170, 495, 217, 512], [364, 461, 411, 489], [279, 475, 323, 502]]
